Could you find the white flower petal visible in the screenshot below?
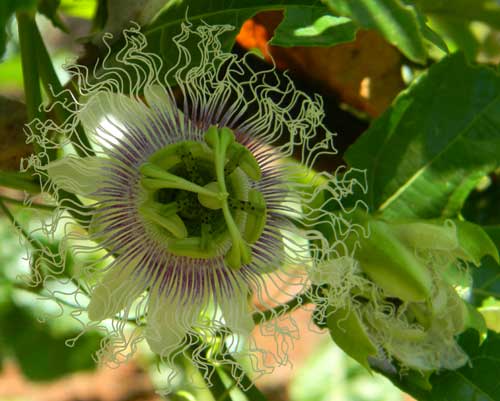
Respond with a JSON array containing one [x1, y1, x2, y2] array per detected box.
[[219, 285, 254, 336], [145, 288, 200, 358], [47, 156, 109, 198], [144, 85, 175, 115], [88, 254, 147, 321], [79, 91, 156, 148], [144, 84, 185, 136]]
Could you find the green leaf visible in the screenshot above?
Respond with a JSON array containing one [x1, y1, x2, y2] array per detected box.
[[345, 52, 500, 220], [426, 330, 500, 401], [326, 306, 378, 370], [429, 16, 479, 61], [382, 330, 500, 401], [270, 6, 357, 47], [465, 302, 488, 338], [480, 306, 500, 333], [59, 0, 97, 20], [0, 302, 102, 381], [323, 0, 428, 63], [463, 175, 500, 226], [0, 54, 23, 92], [471, 230, 500, 304], [416, 0, 500, 29], [471, 256, 500, 307], [143, 0, 334, 83], [485, 226, 500, 249], [455, 221, 500, 266], [420, 19, 449, 54]]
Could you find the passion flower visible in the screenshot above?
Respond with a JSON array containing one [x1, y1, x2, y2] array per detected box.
[[22, 21, 361, 383]]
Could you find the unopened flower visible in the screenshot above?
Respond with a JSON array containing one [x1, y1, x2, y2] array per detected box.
[[309, 215, 496, 372], [23, 22, 362, 383]]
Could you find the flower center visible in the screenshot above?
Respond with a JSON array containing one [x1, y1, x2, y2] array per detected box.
[[138, 126, 266, 269]]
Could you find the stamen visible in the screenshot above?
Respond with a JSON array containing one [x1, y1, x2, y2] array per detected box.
[[223, 145, 246, 176], [198, 182, 224, 209], [140, 162, 224, 200], [139, 201, 188, 239], [159, 201, 179, 215], [226, 142, 262, 181], [148, 140, 205, 170], [205, 126, 252, 269]]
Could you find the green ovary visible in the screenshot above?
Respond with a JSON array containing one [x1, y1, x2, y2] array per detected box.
[[138, 126, 267, 269]]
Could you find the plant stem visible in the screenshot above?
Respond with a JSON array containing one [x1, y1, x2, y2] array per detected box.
[[190, 341, 237, 401], [16, 10, 42, 125], [193, 335, 269, 401], [16, 9, 49, 166], [210, 368, 234, 401], [15, 12, 91, 226], [0, 195, 55, 211], [252, 289, 313, 325], [221, 353, 269, 401], [32, 23, 95, 157], [0, 170, 90, 227], [0, 170, 40, 193]]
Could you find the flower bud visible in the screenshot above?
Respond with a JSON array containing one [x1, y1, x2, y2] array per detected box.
[[356, 219, 433, 302]]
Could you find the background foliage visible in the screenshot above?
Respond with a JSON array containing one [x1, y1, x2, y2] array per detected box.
[[1, 0, 500, 400]]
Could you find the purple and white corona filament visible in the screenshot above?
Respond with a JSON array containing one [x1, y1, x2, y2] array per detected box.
[[23, 22, 361, 380]]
